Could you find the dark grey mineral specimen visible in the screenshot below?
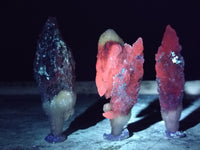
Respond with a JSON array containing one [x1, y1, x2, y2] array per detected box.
[[34, 17, 75, 103]]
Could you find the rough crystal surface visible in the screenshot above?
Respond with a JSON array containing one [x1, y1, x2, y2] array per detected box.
[[155, 25, 185, 110], [96, 29, 144, 116], [33, 17, 75, 102]]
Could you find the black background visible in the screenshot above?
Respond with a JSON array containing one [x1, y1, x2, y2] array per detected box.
[[0, 0, 199, 82]]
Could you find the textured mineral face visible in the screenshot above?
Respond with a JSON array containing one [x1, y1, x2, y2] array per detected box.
[[33, 17, 75, 102], [33, 17, 76, 143], [155, 25, 185, 111], [96, 29, 144, 118]]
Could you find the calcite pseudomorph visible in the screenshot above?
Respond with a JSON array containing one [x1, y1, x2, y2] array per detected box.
[[33, 17, 76, 143], [96, 29, 144, 118], [155, 25, 185, 111]]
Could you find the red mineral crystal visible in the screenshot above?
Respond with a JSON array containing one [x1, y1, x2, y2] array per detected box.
[[96, 29, 144, 118], [155, 25, 185, 111]]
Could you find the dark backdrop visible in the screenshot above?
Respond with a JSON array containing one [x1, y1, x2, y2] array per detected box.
[[0, 0, 199, 82]]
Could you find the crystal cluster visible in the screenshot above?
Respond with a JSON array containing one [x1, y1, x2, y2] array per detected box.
[[96, 29, 144, 118], [34, 17, 75, 102], [155, 25, 185, 110]]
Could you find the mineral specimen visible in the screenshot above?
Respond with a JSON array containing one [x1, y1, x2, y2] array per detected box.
[[155, 25, 185, 111], [95, 29, 144, 141], [96, 29, 144, 141], [155, 25, 186, 138], [96, 29, 144, 118], [33, 17, 76, 143]]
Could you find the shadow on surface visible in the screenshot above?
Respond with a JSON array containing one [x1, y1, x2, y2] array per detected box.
[[182, 94, 200, 109], [180, 94, 200, 131], [63, 97, 108, 137], [180, 106, 200, 131], [128, 94, 200, 135], [127, 98, 162, 135]]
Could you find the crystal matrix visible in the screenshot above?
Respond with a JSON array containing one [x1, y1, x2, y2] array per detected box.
[[155, 25, 185, 111]]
